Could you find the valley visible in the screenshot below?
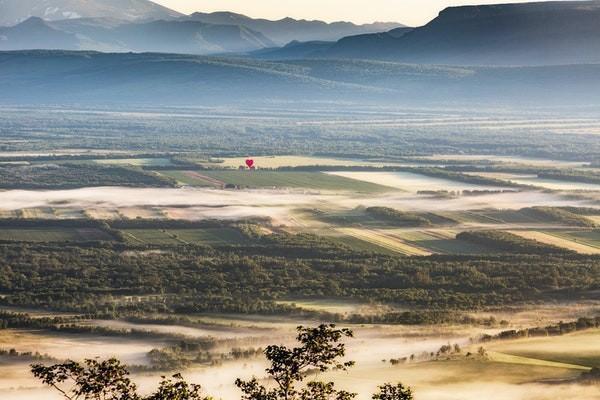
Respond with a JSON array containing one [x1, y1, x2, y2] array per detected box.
[[0, 105, 598, 399], [1, 0, 600, 398]]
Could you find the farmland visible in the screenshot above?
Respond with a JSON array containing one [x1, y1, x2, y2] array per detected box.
[[95, 158, 174, 167], [0, 227, 114, 242], [200, 170, 393, 192], [484, 329, 600, 368], [336, 228, 433, 255], [121, 227, 249, 245], [0, 105, 600, 400], [509, 230, 600, 254]]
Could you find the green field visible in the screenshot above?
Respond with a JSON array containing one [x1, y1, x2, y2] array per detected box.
[[95, 158, 174, 167], [389, 229, 497, 254], [0, 228, 114, 242], [545, 230, 600, 249], [485, 329, 600, 368], [327, 233, 398, 255], [199, 156, 394, 169], [201, 171, 392, 192], [121, 228, 248, 245], [157, 171, 218, 187]]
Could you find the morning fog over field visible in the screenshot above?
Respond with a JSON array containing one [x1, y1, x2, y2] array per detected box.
[[1, 1, 600, 400]]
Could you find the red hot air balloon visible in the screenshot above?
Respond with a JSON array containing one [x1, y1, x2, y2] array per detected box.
[[245, 159, 255, 168]]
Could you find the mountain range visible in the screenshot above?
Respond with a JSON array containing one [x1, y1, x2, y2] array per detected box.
[[185, 11, 404, 45], [0, 0, 182, 26], [2, 0, 600, 66], [0, 0, 405, 54], [2, 50, 600, 107], [312, 0, 600, 65], [0, 16, 275, 53]]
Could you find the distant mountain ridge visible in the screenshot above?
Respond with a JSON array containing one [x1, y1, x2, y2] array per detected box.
[[0, 16, 275, 54], [185, 11, 405, 45], [0, 0, 182, 26], [0, 2, 407, 55], [317, 0, 600, 65]]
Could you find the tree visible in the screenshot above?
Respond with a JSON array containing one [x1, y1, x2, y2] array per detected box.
[[235, 324, 355, 400], [31, 325, 414, 400], [372, 383, 413, 400], [31, 358, 211, 400]]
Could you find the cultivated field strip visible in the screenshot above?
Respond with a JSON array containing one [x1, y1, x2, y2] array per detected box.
[[337, 227, 432, 256], [508, 230, 600, 254]]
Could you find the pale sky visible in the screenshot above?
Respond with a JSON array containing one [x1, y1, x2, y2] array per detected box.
[[152, 0, 559, 26]]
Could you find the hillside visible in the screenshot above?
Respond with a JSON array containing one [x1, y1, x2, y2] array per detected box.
[[0, 17, 275, 54], [186, 11, 405, 45], [0, 0, 182, 26], [321, 0, 600, 65], [0, 17, 80, 50], [2, 51, 600, 106]]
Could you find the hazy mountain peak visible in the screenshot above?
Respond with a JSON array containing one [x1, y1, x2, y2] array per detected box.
[[320, 0, 600, 66], [186, 11, 406, 45], [0, 0, 183, 27]]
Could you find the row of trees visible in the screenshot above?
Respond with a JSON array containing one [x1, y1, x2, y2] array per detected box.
[[0, 232, 599, 315], [33, 325, 413, 400]]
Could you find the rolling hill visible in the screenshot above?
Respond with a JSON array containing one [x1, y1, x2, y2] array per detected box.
[[320, 0, 600, 66], [0, 0, 182, 26], [2, 50, 600, 106]]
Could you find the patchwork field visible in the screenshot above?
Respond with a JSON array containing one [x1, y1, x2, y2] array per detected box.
[[327, 171, 508, 193], [484, 329, 600, 368], [468, 172, 600, 191], [585, 215, 600, 225], [337, 228, 432, 256], [389, 229, 496, 254], [509, 230, 600, 254], [118, 207, 165, 219], [95, 158, 174, 167], [275, 298, 390, 315], [201, 171, 392, 192], [121, 228, 248, 245], [200, 156, 400, 169], [0, 227, 114, 242], [17, 207, 55, 219], [418, 154, 588, 168], [157, 170, 221, 187]]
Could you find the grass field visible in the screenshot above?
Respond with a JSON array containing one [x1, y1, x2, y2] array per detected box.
[[275, 298, 383, 315], [84, 208, 122, 219], [95, 158, 174, 167], [487, 351, 590, 371], [200, 156, 396, 169], [585, 215, 600, 225], [18, 208, 55, 219], [121, 228, 248, 245], [118, 207, 165, 219], [53, 209, 87, 219], [337, 228, 432, 256], [0, 227, 114, 242], [543, 230, 600, 250], [509, 230, 600, 254], [328, 171, 509, 193], [485, 329, 600, 368], [468, 172, 600, 191], [389, 229, 496, 254], [157, 171, 220, 187], [201, 171, 392, 192]]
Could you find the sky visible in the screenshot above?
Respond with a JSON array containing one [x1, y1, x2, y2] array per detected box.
[[152, 0, 553, 26]]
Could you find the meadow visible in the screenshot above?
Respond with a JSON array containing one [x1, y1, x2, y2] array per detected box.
[[0, 227, 114, 242], [197, 170, 393, 192]]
